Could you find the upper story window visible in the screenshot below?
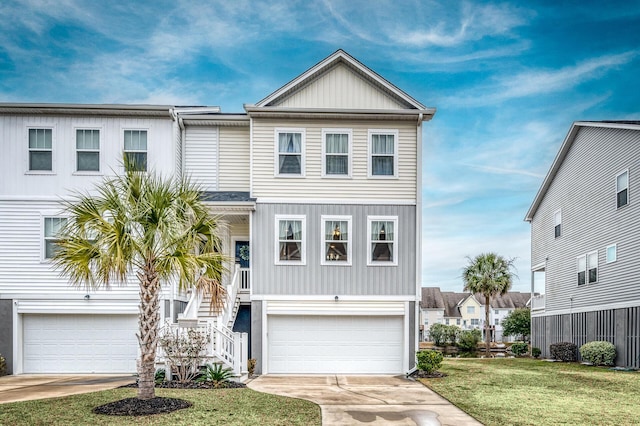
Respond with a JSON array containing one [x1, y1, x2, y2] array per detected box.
[[124, 130, 147, 172], [456, 318, 461, 325], [606, 244, 617, 263], [76, 129, 100, 172], [321, 216, 351, 265], [616, 170, 629, 208], [28, 128, 53, 171], [369, 129, 398, 178], [577, 254, 586, 285], [467, 306, 475, 314], [494, 318, 500, 325], [367, 216, 398, 266], [554, 209, 562, 238], [587, 250, 598, 283], [471, 318, 480, 326], [43, 217, 67, 259], [276, 129, 304, 176], [275, 215, 305, 264], [322, 129, 351, 177]]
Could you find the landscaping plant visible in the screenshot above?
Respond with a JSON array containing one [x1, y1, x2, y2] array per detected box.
[[501, 308, 531, 341], [159, 327, 211, 383], [550, 342, 578, 362], [0, 353, 6, 376], [197, 363, 235, 387], [457, 329, 481, 354], [510, 342, 528, 357], [579, 341, 616, 366], [416, 350, 444, 374], [155, 368, 166, 385], [532, 347, 541, 358], [247, 358, 256, 376]]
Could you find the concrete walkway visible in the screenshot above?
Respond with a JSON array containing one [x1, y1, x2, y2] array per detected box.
[[248, 375, 483, 426], [0, 375, 136, 404]]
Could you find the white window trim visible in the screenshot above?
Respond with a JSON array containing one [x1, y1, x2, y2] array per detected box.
[[41, 214, 67, 262], [73, 126, 103, 175], [274, 214, 306, 265], [554, 209, 562, 238], [577, 254, 587, 286], [320, 215, 352, 266], [121, 127, 149, 172], [587, 250, 598, 284], [616, 169, 629, 208], [321, 128, 352, 178], [368, 129, 399, 179], [606, 244, 617, 263], [367, 215, 398, 266], [25, 124, 56, 175], [274, 128, 305, 178]]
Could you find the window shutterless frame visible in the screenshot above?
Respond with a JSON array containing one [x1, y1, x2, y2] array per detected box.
[[274, 214, 306, 265], [587, 250, 598, 284], [75, 128, 101, 173], [274, 128, 305, 177], [606, 244, 617, 263], [123, 129, 148, 172], [26, 125, 55, 174], [42, 216, 67, 261], [616, 169, 629, 208], [577, 254, 586, 285], [367, 215, 398, 266], [554, 209, 562, 238], [368, 129, 399, 178], [320, 215, 352, 266], [322, 128, 352, 178]]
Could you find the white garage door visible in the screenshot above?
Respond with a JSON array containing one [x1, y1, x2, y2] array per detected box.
[[268, 315, 403, 374], [23, 314, 138, 373]]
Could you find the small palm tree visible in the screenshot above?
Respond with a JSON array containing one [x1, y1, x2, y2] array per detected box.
[[462, 253, 515, 356], [53, 164, 226, 400]]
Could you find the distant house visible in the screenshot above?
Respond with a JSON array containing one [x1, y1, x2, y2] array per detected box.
[[525, 121, 640, 368], [420, 287, 530, 342]]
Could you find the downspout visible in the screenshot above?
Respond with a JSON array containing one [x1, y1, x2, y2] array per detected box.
[[415, 112, 424, 366]]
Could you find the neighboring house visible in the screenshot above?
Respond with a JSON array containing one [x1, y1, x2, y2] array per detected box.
[[525, 121, 640, 368], [420, 287, 530, 342], [0, 50, 436, 375]]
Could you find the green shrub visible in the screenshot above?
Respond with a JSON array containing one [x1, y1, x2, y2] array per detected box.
[[416, 350, 444, 374], [510, 342, 528, 356], [532, 347, 541, 358], [550, 342, 577, 362], [457, 329, 481, 352], [580, 341, 616, 366], [154, 368, 166, 385], [429, 323, 460, 346], [0, 353, 6, 376], [197, 363, 234, 387]]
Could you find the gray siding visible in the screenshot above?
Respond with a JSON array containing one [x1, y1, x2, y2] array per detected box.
[[253, 203, 416, 296], [530, 126, 640, 312], [251, 301, 263, 374], [0, 299, 12, 374]]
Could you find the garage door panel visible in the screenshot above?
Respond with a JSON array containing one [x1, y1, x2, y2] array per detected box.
[[268, 315, 403, 374], [23, 314, 138, 373]]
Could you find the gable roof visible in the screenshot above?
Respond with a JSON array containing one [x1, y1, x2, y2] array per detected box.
[[474, 292, 531, 309], [249, 49, 435, 119], [525, 121, 640, 221], [421, 287, 446, 309]]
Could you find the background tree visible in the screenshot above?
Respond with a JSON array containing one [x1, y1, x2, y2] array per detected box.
[[53, 165, 226, 401], [462, 252, 515, 356], [502, 308, 531, 342]]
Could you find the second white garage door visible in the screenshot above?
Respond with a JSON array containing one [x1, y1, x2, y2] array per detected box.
[[267, 315, 403, 374], [23, 314, 138, 373]]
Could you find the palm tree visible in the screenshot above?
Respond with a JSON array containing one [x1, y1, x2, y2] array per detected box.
[[53, 165, 226, 400], [462, 253, 515, 356]]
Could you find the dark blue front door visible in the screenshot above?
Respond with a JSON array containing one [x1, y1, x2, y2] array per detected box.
[[235, 241, 250, 268]]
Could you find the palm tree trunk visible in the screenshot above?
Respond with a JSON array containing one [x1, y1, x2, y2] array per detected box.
[[485, 295, 491, 356], [136, 264, 161, 400]]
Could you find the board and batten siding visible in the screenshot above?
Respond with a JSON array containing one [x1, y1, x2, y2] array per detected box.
[[251, 118, 417, 201], [272, 63, 407, 110], [0, 115, 175, 198], [219, 126, 250, 191], [252, 203, 416, 296], [0, 200, 147, 299], [184, 126, 218, 190], [530, 126, 640, 314]]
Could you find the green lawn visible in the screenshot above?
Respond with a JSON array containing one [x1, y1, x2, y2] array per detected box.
[[420, 358, 640, 426], [0, 388, 321, 426]]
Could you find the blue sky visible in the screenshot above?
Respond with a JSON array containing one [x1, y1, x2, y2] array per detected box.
[[1, 0, 639, 292]]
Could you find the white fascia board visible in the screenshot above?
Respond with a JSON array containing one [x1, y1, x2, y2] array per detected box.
[[252, 294, 416, 301], [533, 299, 640, 317], [256, 198, 416, 205]]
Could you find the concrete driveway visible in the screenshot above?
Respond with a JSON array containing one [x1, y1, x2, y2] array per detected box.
[[0, 375, 136, 404], [248, 375, 482, 426]]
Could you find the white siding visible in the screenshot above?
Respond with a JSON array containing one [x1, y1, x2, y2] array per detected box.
[[251, 118, 417, 201], [0, 115, 175, 198], [274, 64, 406, 110], [184, 126, 218, 190], [219, 126, 250, 191]]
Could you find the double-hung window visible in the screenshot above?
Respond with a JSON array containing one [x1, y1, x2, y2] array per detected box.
[[275, 215, 305, 264], [322, 129, 350, 177], [616, 170, 629, 208], [76, 129, 100, 172], [43, 217, 67, 259], [577, 255, 586, 285], [587, 251, 598, 283], [321, 215, 351, 265], [28, 128, 53, 171], [369, 129, 398, 177], [368, 216, 398, 265], [467, 306, 475, 314], [276, 129, 304, 176], [124, 130, 147, 171], [554, 209, 562, 238]]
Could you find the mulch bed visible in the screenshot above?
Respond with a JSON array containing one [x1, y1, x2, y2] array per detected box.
[[93, 397, 191, 416], [120, 380, 247, 389]]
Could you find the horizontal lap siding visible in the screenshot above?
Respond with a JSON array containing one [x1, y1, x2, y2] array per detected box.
[[0, 200, 141, 299], [219, 126, 250, 191], [0, 115, 174, 198], [253, 203, 416, 296], [185, 127, 218, 190], [531, 127, 640, 312], [251, 118, 417, 200]]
